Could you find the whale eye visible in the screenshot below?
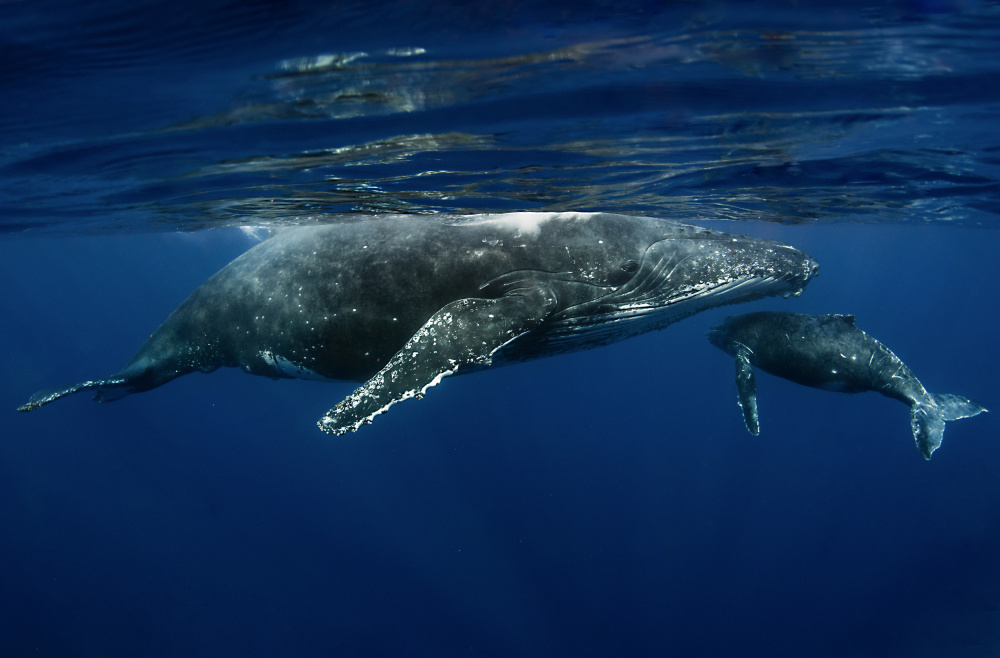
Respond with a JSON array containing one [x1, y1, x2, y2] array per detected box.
[[621, 259, 639, 273]]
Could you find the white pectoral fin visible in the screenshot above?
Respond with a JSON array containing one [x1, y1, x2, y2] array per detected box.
[[734, 347, 759, 436], [318, 289, 556, 436]]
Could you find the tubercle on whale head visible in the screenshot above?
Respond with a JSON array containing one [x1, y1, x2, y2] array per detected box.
[[713, 234, 819, 297], [804, 255, 820, 283], [769, 242, 818, 297], [784, 255, 819, 297]]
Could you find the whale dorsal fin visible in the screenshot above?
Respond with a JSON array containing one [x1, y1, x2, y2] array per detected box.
[[318, 285, 558, 435]]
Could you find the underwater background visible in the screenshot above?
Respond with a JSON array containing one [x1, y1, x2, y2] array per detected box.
[[2, 0, 999, 655]]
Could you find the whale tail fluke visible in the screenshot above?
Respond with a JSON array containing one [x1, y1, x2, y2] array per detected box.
[[18, 376, 131, 412], [932, 393, 988, 422], [911, 394, 988, 460]]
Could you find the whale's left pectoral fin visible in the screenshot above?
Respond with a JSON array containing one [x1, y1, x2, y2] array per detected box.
[[319, 289, 557, 435], [733, 346, 760, 436]]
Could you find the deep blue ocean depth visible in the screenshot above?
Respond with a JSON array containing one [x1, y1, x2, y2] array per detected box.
[[2, 1, 999, 656]]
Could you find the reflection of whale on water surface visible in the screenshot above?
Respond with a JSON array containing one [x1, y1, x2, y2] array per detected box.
[[19, 212, 819, 435], [708, 312, 988, 459]]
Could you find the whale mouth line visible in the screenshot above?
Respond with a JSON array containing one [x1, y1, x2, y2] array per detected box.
[[534, 271, 807, 355], [601, 272, 805, 321]]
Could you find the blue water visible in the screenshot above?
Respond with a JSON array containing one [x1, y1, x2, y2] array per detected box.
[[2, 1, 999, 656]]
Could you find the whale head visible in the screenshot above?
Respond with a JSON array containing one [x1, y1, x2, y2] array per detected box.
[[496, 215, 820, 355], [589, 228, 819, 328]]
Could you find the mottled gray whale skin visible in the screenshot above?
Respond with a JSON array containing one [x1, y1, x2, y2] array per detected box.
[[20, 212, 818, 434], [707, 311, 988, 459]]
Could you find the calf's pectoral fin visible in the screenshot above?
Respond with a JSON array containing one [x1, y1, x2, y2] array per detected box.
[[318, 288, 558, 436], [733, 346, 760, 436]]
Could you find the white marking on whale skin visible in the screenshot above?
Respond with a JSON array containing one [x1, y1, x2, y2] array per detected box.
[[462, 212, 597, 237], [259, 350, 329, 381]]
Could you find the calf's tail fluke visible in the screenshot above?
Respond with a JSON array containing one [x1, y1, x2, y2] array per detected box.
[[911, 393, 988, 460], [18, 376, 129, 412]]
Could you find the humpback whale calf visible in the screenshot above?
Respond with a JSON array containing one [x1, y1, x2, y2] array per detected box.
[[707, 312, 987, 459], [20, 212, 818, 435]]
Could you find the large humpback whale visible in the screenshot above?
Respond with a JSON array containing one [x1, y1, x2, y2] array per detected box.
[[20, 212, 818, 434], [707, 311, 988, 459]]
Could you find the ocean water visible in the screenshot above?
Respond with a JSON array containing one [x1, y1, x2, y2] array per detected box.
[[2, 1, 999, 656]]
